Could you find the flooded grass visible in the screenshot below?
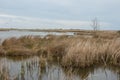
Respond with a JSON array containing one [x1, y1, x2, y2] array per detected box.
[[0, 56, 120, 80], [0, 34, 120, 67], [0, 30, 120, 80]]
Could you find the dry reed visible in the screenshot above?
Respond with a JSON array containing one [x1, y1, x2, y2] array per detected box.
[[0, 34, 120, 67]]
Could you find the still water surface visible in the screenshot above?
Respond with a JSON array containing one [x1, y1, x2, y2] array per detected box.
[[0, 30, 74, 41], [0, 56, 119, 80]]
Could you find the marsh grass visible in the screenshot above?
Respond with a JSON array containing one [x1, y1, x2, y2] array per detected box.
[[75, 30, 120, 39], [62, 38, 120, 67], [0, 33, 120, 67]]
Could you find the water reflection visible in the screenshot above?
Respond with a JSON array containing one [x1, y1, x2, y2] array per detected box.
[[0, 56, 119, 80]]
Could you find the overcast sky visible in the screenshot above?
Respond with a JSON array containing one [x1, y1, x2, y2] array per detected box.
[[0, 0, 120, 30]]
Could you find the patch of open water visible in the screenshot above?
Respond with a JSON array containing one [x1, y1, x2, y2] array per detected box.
[[0, 56, 119, 80]]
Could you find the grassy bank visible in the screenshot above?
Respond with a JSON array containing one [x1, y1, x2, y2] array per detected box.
[[0, 32, 120, 67]]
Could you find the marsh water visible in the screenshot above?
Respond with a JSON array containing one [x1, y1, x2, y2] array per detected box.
[[0, 56, 120, 80], [0, 30, 120, 80], [0, 30, 74, 42]]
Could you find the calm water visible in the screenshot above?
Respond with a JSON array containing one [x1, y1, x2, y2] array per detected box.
[[0, 56, 120, 80], [0, 30, 74, 41]]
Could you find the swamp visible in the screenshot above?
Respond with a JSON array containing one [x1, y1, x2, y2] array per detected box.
[[0, 29, 120, 80]]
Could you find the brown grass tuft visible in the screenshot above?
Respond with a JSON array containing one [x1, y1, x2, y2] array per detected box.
[[0, 33, 120, 67]]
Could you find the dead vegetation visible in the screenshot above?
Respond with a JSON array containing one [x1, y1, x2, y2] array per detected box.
[[0, 31, 120, 67]]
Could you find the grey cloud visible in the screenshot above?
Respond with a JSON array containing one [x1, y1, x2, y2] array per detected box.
[[0, 0, 120, 30]]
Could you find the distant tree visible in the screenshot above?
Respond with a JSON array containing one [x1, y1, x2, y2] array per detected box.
[[91, 18, 100, 31], [91, 17, 100, 37]]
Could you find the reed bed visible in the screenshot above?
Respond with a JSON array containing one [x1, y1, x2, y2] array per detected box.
[[75, 30, 120, 39], [62, 38, 120, 67], [0, 34, 120, 67]]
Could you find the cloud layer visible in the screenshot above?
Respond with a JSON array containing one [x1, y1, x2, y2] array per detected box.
[[0, 13, 112, 30], [0, 0, 120, 30]]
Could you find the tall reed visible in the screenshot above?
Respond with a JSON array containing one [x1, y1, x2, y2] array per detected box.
[[0, 35, 120, 67]]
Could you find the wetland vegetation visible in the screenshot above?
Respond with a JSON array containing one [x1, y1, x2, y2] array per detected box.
[[0, 29, 120, 80]]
